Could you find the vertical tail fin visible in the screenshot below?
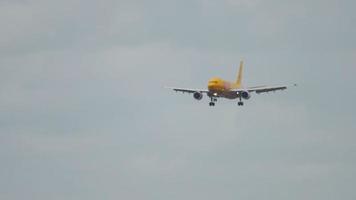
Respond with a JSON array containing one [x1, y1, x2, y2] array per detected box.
[[236, 60, 243, 87]]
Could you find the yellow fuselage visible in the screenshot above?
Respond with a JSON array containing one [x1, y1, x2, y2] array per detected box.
[[207, 77, 242, 99]]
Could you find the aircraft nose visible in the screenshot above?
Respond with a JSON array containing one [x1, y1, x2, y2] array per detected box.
[[208, 82, 217, 90]]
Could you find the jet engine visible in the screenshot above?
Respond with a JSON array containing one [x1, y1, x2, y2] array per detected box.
[[193, 92, 203, 100], [240, 91, 251, 99]]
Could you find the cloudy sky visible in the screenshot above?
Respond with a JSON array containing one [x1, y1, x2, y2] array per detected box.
[[1, 0, 355, 199]]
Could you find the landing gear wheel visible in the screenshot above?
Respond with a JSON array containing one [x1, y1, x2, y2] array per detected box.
[[209, 102, 215, 106], [238, 102, 244, 106]]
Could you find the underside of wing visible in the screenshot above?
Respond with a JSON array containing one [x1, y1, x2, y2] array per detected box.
[[165, 87, 208, 94], [247, 85, 292, 94]]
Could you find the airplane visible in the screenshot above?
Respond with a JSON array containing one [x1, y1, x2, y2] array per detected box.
[[167, 61, 295, 106]]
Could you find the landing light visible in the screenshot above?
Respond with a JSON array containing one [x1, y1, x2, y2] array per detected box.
[[213, 93, 218, 96]]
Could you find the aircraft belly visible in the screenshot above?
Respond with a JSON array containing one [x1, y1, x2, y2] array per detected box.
[[221, 91, 238, 99], [208, 89, 238, 99]]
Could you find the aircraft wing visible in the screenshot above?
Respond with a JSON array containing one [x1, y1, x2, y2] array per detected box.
[[247, 84, 296, 94], [165, 87, 209, 94]]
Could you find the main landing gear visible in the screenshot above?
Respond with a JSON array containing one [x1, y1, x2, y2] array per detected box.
[[237, 96, 244, 106], [209, 97, 217, 106]]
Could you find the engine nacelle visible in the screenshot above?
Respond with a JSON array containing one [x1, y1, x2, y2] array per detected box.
[[240, 91, 251, 100], [193, 92, 203, 100]]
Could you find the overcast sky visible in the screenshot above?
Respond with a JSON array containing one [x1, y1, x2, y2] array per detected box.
[[1, 0, 356, 199]]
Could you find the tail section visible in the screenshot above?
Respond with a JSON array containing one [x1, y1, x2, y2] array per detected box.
[[236, 60, 244, 87]]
